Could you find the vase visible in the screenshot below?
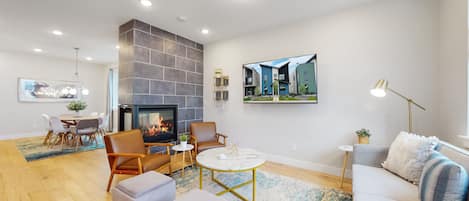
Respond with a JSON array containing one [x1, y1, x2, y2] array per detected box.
[[358, 136, 369, 144], [180, 141, 187, 148]]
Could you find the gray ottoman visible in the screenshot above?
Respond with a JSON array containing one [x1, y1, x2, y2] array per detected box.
[[111, 171, 176, 201]]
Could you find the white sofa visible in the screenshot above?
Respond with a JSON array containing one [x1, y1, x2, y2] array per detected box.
[[352, 141, 469, 201]]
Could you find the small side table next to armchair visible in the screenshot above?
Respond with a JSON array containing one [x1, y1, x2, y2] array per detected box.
[[338, 145, 354, 188], [172, 144, 194, 176]]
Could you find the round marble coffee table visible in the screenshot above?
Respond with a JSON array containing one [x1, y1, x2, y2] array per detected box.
[[196, 147, 265, 201]]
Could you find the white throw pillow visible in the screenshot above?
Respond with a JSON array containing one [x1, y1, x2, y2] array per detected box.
[[382, 131, 439, 184]]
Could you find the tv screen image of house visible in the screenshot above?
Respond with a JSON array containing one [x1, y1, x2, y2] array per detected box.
[[243, 54, 318, 104]]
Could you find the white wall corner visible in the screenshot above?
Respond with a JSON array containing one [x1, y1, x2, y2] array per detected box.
[[260, 152, 352, 178], [457, 135, 469, 149]]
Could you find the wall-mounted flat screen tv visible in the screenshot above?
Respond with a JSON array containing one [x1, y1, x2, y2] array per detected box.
[[243, 54, 318, 104]]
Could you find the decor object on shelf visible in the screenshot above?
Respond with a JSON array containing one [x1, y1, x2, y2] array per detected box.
[[214, 69, 229, 101], [355, 128, 371, 144], [17, 78, 81, 102], [67, 100, 88, 115], [180, 134, 189, 148], [370, 79, 426, 133], [243, 54, 318, 104]]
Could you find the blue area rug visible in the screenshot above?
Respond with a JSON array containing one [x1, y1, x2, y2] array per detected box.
[[173, 167, 352, 201], [15, 136, 104, 161]]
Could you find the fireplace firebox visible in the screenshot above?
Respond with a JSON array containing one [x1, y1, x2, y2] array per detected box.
[[119, 105, 177, 143]]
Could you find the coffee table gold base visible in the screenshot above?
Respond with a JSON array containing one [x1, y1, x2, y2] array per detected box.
[[199, 166, 258, 201]]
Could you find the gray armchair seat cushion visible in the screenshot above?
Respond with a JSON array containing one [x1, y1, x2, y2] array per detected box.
[[353, 164, 418, 201]]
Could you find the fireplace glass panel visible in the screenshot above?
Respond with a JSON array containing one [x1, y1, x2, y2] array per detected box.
[[138, 109, 175, 137]]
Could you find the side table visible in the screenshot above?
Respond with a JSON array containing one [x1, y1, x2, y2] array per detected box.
[[338, 145, 353, 188], [172, 144, 194, 176]]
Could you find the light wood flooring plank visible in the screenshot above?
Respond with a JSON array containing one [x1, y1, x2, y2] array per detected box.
[[0, 138, 352, 201]]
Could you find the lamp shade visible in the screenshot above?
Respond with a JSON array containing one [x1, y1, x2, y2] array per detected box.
[[370, 79, 388, 97]]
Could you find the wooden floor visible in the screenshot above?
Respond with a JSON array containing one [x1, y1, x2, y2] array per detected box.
[[0, 138, 352, 201]]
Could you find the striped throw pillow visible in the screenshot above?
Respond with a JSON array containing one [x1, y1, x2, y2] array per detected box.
[[419, 151, 469, 201]]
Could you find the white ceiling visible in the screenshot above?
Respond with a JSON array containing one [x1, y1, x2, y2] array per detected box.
[[0, 0, 379, 65]]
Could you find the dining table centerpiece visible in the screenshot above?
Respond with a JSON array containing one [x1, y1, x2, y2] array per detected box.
[[67, 100, 87, 116]]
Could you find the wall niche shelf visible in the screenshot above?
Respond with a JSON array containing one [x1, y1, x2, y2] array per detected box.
[[214, 68, 229, 101]]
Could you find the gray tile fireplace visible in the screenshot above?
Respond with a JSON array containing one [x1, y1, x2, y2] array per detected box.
[[118, 19, 204, 139]]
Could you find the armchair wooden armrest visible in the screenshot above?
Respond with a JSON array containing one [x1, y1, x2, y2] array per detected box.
[[144, 142, 173, 147], [191, 135, 198, 154], [107, 153, 146, 158], [216, 133, 228, 145], [107, 152, 146, 175], [190, 135, 198, 144], [144, 143, 173, 155]]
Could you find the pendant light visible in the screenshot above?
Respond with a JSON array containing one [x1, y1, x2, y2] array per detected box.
[[73, 48, 89, 96]]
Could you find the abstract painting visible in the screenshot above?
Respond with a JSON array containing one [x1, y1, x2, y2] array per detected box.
[[18, 78, 81, 102]]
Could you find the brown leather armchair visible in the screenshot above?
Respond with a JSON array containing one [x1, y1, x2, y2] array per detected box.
[[104, 129, 172, 192], [190, 122, 227, 155]]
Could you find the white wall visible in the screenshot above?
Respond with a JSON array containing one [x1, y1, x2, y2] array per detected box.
[[204, 0, 441, 176], [0, 51, 108, 138], [437, 0, 468, 146]]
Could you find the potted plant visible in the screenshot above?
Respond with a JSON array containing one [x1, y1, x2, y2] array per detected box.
[[179, 134, 188, 148], [355, 128, 371, 144], [67, 100, 87, 116]]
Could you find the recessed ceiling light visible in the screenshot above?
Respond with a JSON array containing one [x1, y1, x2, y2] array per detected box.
[[85, 57, 93, 61], [140, 0, 152, 7], [52, 30, 63, 36], [177, 16, 188, 22], [201, 29, 210, 35], [115, 45, 120, 49], [33, 48, 43, 53]]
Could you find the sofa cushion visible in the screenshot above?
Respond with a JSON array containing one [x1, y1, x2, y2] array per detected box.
[[382, 132, 439, 184], [437, 141, 469, 173], [353, 164, 419, 201], [177, 189, 226, 201], [419, 151, 469, 201]]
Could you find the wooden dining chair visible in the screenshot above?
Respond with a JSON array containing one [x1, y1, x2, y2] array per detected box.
[[71, 119, 99, 151], [104, 129, 172, 192], [48, 116, 71, 150], [41, 114, 52, 145]]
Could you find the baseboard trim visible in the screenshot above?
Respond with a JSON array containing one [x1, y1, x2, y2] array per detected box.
[[260, 152, 352, 178], [0, 131, 44, 140]]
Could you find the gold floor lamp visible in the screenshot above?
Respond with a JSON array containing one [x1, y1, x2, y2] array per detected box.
[[370, 80, 426, 133]]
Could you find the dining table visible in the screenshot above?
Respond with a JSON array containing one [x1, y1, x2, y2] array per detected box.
[[59, 114, 100, 126], [57, 114, 101, 146]]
